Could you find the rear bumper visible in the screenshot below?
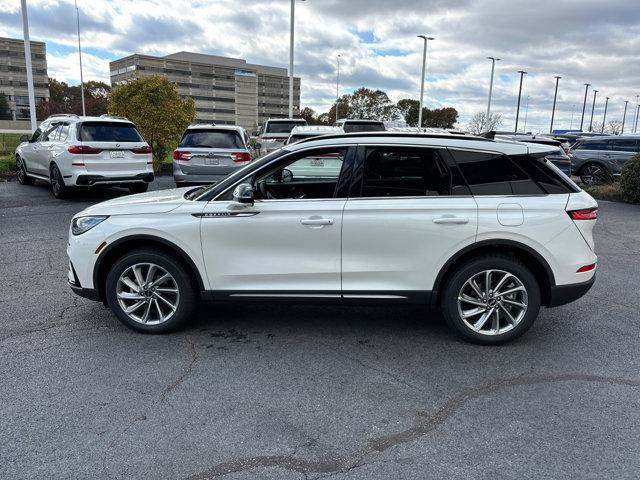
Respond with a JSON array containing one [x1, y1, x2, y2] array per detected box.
[[75, 172, 154, 186], [547, 275, 595, 307]]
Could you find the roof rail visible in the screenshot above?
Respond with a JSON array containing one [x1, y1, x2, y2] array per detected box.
[[100, 114, 130, 120], [46, 113, 79, 119], [296, 131, 492, 145]]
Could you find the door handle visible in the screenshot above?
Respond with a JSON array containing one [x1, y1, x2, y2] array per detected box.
[[433, 216, 469, 225], [301, 218, 334, 226]]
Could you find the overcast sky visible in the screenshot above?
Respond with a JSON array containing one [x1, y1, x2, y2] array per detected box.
[[1, 0, 639, 131]]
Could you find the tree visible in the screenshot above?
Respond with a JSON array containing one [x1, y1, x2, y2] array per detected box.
[[36, 78, 111, 119], [300, 107, 317, 125], [397, 99, 421, 126], [606, 120, 623, 135], [467, 111, 503, 134], [0, 93, 11, 120], [349, 87, 399, 120], [396, 99, 458, 128], [326, 94, 352, 123], [108, 75, 195, 169]]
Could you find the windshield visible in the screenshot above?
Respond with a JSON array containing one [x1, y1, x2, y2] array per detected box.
[[343, 122, 385, 133], [265, 121, 306, 134], [180, 130, 244, 149], [79, 122, 143, 142]]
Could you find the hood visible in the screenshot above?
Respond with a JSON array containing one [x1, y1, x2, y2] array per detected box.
[[77, 187, 194, 216]]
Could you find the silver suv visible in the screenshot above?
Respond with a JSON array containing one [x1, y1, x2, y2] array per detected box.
[[173, 125, 255, 187], [569, 135, 640, 184]]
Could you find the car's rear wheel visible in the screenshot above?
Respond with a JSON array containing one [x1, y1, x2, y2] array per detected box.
[[579, 163, 610, 185], [16, 156, 34, 185], [441, 255, 541, 345], [128, 183, 149, 194], [50, 164, 70, 199], [105, 249, 196, 333]]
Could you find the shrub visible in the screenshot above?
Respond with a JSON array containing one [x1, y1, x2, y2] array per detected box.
[[620, 153, 640, 204]]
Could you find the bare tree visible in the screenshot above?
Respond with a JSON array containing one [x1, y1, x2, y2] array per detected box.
[[467, 111, 503, 134], [605, 120, 623, 135]]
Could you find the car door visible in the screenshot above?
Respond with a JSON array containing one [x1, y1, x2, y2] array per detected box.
[[199, 145, 354, 295], [604, 138, 638, 176], [341, 145, 478, 298], [20, 124, 48, 175], [32, 124, 60, 175]]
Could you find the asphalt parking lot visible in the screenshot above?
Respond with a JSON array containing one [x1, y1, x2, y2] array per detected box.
[[1, 176, 639, 479]]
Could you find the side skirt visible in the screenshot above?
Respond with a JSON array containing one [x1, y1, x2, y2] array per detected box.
[[210, 290, 433, 305]]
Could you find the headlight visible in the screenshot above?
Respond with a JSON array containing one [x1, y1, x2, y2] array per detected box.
[[71, 216, 109, 235]]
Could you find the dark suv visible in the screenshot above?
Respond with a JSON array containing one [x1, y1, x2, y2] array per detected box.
[[569, 136, 640, 184]]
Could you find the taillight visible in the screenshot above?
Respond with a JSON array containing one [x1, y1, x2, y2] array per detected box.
[[173, 151, 190, 161], [131, 145, 152, 154], [68, 145, 102, 154], [568, 208, 598, 220], [231, 152, 252, 163], [576, 263, 596, 273]]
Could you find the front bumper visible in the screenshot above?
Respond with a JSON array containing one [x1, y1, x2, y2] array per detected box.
[[68, 260, 100, 301], [547, 275, 595, 307]]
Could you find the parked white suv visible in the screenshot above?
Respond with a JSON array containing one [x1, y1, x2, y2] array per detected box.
[[256, 118, 307, 155], [16, 115, 153, 198], [67, 132, 597, 344]]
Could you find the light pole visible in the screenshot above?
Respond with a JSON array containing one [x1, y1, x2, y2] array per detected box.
[[622, 100, 628, 134], [635, 103, 640, 133], [633, 95, 640, 133], [75, 0, 85, 116], [523, 95, 530, 132], [579, 83, 590, 131], [20, 0, 37, 132], [514, 70, 527, 132], [288, 0, 305, 118], [601, 96, 609, 133], [417, 35, 434, 128], [335, 54, 341, 123], [486, 57, 500, 131], [549, 75, 561, 134], [588, 89, 598, 132], [570, 104, 576, 130]]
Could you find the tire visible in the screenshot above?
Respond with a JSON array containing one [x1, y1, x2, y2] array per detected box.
[[105, 248, 197, 333], [441, 255, 541, 345], [129, 183, 149, 194], [50, 164, 70, 199], [579, 163, 610, 185], [16, 156, 35, 185]]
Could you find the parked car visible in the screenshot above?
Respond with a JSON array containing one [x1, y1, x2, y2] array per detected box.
[[489, 133, 572, 175], [333, 119, 386, 133], [67, 132, 597, 345], [568, 135, 640, 184], [256, 118, 307, 155], [173, 124, 255, 187], [15, 115, 153, 198], [284, 125, 343, 145]]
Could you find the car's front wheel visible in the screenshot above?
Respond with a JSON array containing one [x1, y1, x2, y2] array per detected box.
[[105, 249, 196, 333], [16, 156, 35, 185], [441, 255, 541, 345]]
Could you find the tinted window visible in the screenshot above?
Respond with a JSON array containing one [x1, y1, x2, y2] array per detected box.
[[611, 139, 638, 152], [451, 150, 544, 195], [31, 127, 43, 142], [510, 154, 579, 194], [179, 130, 244, 149], [343, 122, 385, 133], [576, 140, 608, 151], [58, 124, 69, 142], [79, 122, 143, 142], [361, 147, 452, 197], [265, 121, 306, 134], [44, 126, 60, 142]]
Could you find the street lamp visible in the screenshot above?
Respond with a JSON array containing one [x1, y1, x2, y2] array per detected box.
[[486, 57, 500, 131], [514, 70, 527, 132], [588, 89, 598, 132], [523, 95, 530, 132], [622, 100, 628, 134], [288, 0, 305, 118], [335, 54, 341, 123], [417, 35, 434, 128], [635, 103, 640, 133], [75, 0, 85, 116], [601, 96, 609, 133], [633, 95, 640, 133], [579, 83, 590, 131], [549, 75, 561, 134], [20, 0, 37, 132]]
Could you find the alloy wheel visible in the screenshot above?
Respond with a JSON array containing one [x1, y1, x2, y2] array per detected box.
[[116, 263, 180, 325], [580, 164, 607, 185], [51, 166, 62, 195], [457, 269, 528, 336], [17, 157, 26, 182]]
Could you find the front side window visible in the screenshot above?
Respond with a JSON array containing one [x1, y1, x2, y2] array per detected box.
[[253, 148, 346, 200], [576, 140, 608, 151], [31, 127, 43, 142], [79, 122, 143, 142], [179, 130, 244, 149], [610, 139, 638, 152], [451, 149, 544, 195], [360, 147, 453, 197]]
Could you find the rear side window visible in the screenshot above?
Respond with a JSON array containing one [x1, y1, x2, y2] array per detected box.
[[610, 138, 638, 152], [450, 149, 544, 195], [179, 130, 244, 149], [265, 121, 306, 134], [575, 140, 608, 151], [510, 154, 579, 194], [79, 122, 143, 142], [360, 147, 453, 197], [343, 122, 385, 133]]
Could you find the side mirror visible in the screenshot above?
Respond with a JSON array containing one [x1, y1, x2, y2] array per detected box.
[[232, 183, 254, 205], [20, 134, 30, 143]]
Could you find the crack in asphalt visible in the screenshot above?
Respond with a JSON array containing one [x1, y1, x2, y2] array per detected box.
[[160, 335, 198, 403], [183, 373, 640, 479]]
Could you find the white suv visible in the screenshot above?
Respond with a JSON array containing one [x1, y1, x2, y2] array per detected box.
[[16, 115, 153, 198], [256, 118, 307, 155], [67, 132, 597, 344]]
